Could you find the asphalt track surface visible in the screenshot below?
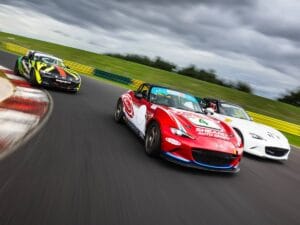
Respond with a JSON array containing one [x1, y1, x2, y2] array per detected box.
[[0, 50, 299, 225]]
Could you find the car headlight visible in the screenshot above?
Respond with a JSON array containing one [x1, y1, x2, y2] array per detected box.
[[249, 132, 264, 140], [70, 75, 80, 82], [170, 127, 194, 139]]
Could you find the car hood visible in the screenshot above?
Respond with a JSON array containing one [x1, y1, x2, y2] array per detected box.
[[40, 63, 79, 80], [216, 114, 289, 145], [162, 107, 242, 154], [167, 107, 232, 140]]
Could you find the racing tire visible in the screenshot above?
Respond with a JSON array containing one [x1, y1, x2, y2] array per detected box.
[[114, 99, 124, 123], [233, 128, 244, 145], [29, 69, 38, 86], [14, 61, 20, 76], [145, 122, 161, 157]]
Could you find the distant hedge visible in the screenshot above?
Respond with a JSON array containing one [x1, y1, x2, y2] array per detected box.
[[278, 89, 300, 107], [106, 53, 253, 94]]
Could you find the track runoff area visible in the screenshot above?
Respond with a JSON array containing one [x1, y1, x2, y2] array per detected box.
[[0, 50, 299, 225]]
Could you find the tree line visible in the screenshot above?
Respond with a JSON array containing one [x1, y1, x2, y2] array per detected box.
[[106, 53, 253, 94], [278, 89, 300, 107]]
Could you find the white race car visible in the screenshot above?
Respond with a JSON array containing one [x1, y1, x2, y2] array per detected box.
[[203, 98, 290, 160]]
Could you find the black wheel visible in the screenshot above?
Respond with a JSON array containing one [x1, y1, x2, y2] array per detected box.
[[233, 128, 244, 145], [114, 99, 124, 123], [29, 69, 38, 86], [145, 122, 161, 157], [14, 61, 20, 76]]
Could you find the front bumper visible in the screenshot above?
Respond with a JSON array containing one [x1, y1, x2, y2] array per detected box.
[[162, 152, 240, 173], [41, 77, 81, 91], [245, 144, 290, 160], [161, 136, 242, 173]]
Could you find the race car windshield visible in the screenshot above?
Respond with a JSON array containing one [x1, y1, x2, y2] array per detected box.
[[219, 103, 251, 120], [35, 55, 65, 67], [150, 87, 203, 113]]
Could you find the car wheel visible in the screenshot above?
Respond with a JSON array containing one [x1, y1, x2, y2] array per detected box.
[[234, 128, 244, 145], [29, 69, 38, 86], [145, 122, 161, 157], [114, 99, 124, 123], [14, 61, 20, 76]]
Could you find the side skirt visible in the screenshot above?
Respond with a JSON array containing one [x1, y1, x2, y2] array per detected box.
[[123, 116, 145, 140]]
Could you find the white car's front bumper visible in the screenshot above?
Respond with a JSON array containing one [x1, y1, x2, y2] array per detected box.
[[245, 144, 290, 160]]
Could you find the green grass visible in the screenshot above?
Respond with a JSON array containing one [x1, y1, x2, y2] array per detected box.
[[0, 32, 300, 123], [282, 132, 300, 148]]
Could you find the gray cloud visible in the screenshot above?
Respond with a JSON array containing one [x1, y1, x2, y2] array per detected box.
[[0, 0, 299, 98]]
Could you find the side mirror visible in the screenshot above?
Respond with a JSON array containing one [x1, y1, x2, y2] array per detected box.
[[135, 92, 143, 99], [204, 107, 214, 115]]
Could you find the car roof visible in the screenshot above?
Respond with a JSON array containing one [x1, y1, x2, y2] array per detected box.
[[29, 50, 62, 61], [34, 52, 62, 61]]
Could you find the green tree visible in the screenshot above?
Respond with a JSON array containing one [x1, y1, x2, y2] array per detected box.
[[234, 81, 253, 93], [278, 89, 300, 107]]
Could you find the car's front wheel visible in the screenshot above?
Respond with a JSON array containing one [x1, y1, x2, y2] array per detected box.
[[29, 69, 38, 86], [114, 99, 124, 123], [145, 122, 161, 157]]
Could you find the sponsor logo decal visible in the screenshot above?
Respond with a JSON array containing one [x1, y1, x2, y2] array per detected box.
[[196, 127, 229, 140], [55, 79, 71, 84], [199, 118, 209, 126]]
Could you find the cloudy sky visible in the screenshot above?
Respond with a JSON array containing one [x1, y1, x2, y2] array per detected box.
[[0, 0, 299, 98]]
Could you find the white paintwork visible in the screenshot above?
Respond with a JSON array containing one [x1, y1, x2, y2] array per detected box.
[[122, 95, 147, 135], [131, 104, 147, 135], [14, 86, 49, 102], [0, 77, 14, 102], [211, 112, 291, 160]]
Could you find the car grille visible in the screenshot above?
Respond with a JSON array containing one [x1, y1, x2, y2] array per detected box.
[[265, 147, 289, 157], [192, 149, 238, 167]]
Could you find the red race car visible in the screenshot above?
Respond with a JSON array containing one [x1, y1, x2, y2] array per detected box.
[[114, 83, 243, 172]]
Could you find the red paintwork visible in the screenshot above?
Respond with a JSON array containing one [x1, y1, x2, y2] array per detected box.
[[120, 90, 243, 168], [0, 96, 48, 117], [10, 79, 32, 88]]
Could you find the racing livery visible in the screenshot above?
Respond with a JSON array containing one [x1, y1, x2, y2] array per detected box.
[[114, 83, 243, 172], [14, 50, 81, 92], [203, 98, 291, 160]]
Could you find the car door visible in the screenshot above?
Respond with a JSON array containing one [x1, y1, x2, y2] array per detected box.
[[130, 84, 151, 136], [22, 52, 33, 78]]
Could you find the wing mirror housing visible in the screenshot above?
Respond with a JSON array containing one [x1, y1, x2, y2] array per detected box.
[[204, 107, 215, 115]]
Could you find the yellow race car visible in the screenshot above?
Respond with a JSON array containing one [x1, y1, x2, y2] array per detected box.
[[14, 50, 81, 93]]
